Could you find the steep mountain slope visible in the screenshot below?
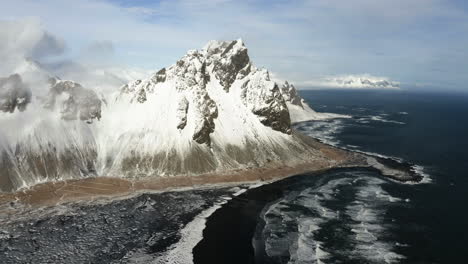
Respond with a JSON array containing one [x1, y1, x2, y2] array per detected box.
[[0, 63, 103, 191], [279, 81, 349, 122], [98, 40, 325, 179], [0, 40, 346, 192]]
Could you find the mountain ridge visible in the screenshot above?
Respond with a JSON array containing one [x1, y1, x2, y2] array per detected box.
[[0, 39, 349, 192]]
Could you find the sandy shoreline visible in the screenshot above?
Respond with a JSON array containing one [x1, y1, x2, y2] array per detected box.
[[0, 137, 419, 208], [0, 139, 368, 207]]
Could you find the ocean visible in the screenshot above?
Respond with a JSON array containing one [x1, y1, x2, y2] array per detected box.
[[194, 89, 468, 264]]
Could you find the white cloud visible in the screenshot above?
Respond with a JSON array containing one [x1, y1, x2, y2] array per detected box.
[[84, 40, 114, 57], [79, 40, 115, 66], [0, 18, 149, 97], [0, 18, 65, 59], [297, 74, 400, 90], [0, 18, 65, 75], [0, 0, 467, 90]]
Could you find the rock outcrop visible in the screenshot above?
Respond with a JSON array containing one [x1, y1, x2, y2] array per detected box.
[[279, 80, 350, 123], [120, 39, 291, 142], [0, 74, 31, 113], [45, 78, 102, 123], [240, 70, 291, 134], [0, 72, 103, 191], [280, 81, 303, 107], [209, 40, 250, 92]]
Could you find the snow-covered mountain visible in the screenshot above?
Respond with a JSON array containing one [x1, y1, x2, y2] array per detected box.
[[0, 40, 345, 192], [0, 74, 31, 113], [315, 74, 400, 89]]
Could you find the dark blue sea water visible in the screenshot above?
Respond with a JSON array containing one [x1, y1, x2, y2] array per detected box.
[[195, 90, 468, 264]]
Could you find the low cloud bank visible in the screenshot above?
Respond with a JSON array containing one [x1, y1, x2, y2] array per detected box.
[[0, 19, 150, 96], [300, 74, 400, 89], [0, 19, 150, 153]]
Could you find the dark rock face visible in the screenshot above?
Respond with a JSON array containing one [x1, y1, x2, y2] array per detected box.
[[170, 51, 210, 91], [120, 40, 294, 142], [132, 87, 147, 103], [176, 97, 189, 130], [236, 62, 252, 80], [119, 49, 219, 146], [168, 50, 218, 145], [204, 40, 291, 135], [240, 70, 291, 134], [280, 81, 303, 107], [45, 79, 102, 123], [0, 74, 31, 113], [192, 92, 218, 145], [206, 40, 250, 92], [151, 68, 167, 83]]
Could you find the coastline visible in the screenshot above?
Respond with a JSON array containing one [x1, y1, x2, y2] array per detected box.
[[0, 134, 424, 263], [0, 136, 420, 209], [192, 167, 353, 264]]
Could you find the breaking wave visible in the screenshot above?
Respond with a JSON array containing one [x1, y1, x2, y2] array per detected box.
[[356, 115, 406, 125], [257, 171, 408, 263], [294, 117, 432, 184], [294, 119, 346, 146]]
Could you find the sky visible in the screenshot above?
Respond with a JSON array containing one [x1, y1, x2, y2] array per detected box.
[[1, 0, 468, 91]]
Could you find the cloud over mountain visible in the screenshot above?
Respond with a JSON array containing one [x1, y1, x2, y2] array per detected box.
[[301, 74, 400, 89], [0, 19, 65, 76]]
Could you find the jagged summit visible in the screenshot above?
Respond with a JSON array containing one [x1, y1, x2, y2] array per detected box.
[[45, 79, 102, 123], [280, 81, 303, 107], [0, 74, 31, 113], [119, 39, 291, 145], [0, 63, 103, 123], [0, 40, 344, 192]]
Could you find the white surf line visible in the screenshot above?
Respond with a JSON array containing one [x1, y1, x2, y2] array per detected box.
[[296, 120, 432, 184], [154, 200, 228, 264], [345, 177, 406, 263], [154, 188, 248, 264]]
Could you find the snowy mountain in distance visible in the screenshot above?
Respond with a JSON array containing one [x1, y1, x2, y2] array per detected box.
[[0, 39, 346, 192], [318, 74, 400, 89]]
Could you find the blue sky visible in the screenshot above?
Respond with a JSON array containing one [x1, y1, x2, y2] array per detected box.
[[1, 0, 468, 90]]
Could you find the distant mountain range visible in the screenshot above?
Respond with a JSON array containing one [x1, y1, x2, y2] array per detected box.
[[312, 74, 400, 89]]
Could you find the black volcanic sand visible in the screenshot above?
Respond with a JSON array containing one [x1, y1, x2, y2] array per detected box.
[[0, 188, 233, 264], [0, 165, 418, 264], [193, 167, 383, 264]]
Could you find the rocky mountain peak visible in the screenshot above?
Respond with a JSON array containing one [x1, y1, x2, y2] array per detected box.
[[203, 39, 250, 92], [280, 81, 304, 108], [0, 39, 341, 191], [44, 79, 102, 123], [1, 64, 102, 124], [118, 39, 293, 144], [0, 74, 32, 113], [240, 70, 291, 134]]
